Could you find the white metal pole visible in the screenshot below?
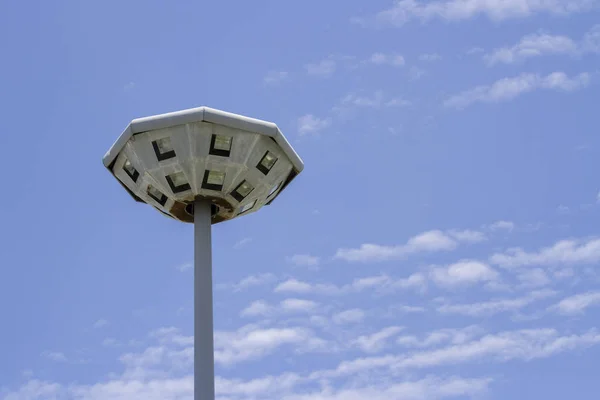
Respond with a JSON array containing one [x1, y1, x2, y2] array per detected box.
[[194, 198, 215, 400]]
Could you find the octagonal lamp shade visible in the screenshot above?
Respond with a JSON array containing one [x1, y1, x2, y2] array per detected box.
[[103, 107, 304, 224]]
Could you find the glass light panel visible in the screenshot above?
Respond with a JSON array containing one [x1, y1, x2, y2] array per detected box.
[[240, 199, 256, 214], [123, 159, 136, 175], [169, 171, 188, 187], [155, 137, 174, 154], [236, 181, 253, 197], [260, 152, 277, 171], [214, 135, 232, 151], [268, 182, 281, 197], [148, 185, 164, 200], [206, 171, 225, 185]]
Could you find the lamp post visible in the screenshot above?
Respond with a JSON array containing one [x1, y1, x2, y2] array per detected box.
[[102, 107, 304, 399]]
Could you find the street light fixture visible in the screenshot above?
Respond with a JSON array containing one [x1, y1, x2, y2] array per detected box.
[[102, 106, 304, 400]]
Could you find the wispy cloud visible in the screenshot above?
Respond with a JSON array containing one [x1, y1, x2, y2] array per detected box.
[[366, 52, 406, 66], [41, 351, 68, 363], [9, 320, 600, 399], [408, 66, 427, 80], [419, 53, 442, 62], [297, 114, 331, 136], [215, 325, 327, 365], [490, 237, 600, 268], [484, 25, 600, 65], [286, 254, 320, 267], [93, 319, 109, 329], [437, 290, 557, 316], [332, 308, 366, 324], [263, 70, 289, 85], [444, 72, 590, 109], [274, 273, 425, 295], [335, 229, 483, 262], [516, 268, 552, 288], [397, 326, 483, 348], [355, 0, 596, 27], [305, 58, 337, 77], [429, 260, 499, 287], [337, 90, 411, 109], [447, 229, 487, 243], [123, 81, 135, 92], [241, 298, 320, 317], [233, 237, 252, 249], [313, 327, 600, 380], [488, 220, 515, 232], [484, 32, 577, 65], [175, 262, 192, 272], [551, 291, 600, 315], [354, 326, 404, 353], [216, 273, 276, 292]]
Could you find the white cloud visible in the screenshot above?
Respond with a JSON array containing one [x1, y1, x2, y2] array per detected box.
[[215, 325, 325, 365], [333, 308, 366, 324], [444, 72, 590, 109], [102, 338, 121, 347], [7, 323, 600, 400], [275, 279, 317, 294], [489, 237, 600, 268], [395, 328, 600, 370], [123, 81, 135, 91], [354, 326, 404, 353], [389, 304, 427, 313], [274, 274, 425, 295], [2, 375, 492, 400], [334, 230, 461, 262], [409, 66, 426, 80], [437, 289, 556, 316], [282, 376, 492, 400], [216, 373, 302, 398], [264, 70, 289, 85], [233, 237, 252, 249], [297, 114, 331, 136], [305, 58, 336, 77], [359, 0, 596, 27], [41, 351, 67, 363], [336, 91, 411, 111], [397, 326, 483, 348], [93, 319, 109, 329], [430, 260, 499, 287], [175, 262, 192, 272], [241, 298, 319, 317], [314, 327, 600, 380], [467, 47, 484, 55], [367, 52, 406, 66], [286, 254, 320, 267], [280, 298, 319, 313], [447, 229, 487, 243], [488, 220, 515, 231], [516, 268, 551, 288], [1, 380, 63, 400], [583, 24, 600, 52], [484, 32, 577, 65], [419, 53, 442, 62], [557, 204, 571, 214], [216, 273, 276, 292], [484, 26, 600, 65], [385, 97, 413, 107], [551, 291, 600, 315], [241, 300, 273, 317]]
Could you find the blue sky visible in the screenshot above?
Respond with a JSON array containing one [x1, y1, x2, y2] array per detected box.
[[1, 0, 600, 398]]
